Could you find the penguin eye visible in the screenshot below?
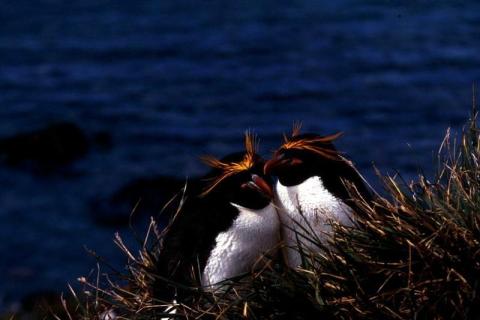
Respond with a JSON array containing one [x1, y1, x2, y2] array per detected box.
[[276, 148, 296, 160], [240, 181, 255, 191], [290, 158, 303, 166]]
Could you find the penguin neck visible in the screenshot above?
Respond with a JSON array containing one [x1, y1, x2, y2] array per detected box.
[[274, 176, 354, 268], [275, 175, 347, 215], [277, 159, 353, 202], [229, 202, 272, 215], [201, 202, 280, 287]]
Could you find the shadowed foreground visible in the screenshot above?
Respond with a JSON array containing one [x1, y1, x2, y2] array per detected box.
[[9, 108, 480, 320]]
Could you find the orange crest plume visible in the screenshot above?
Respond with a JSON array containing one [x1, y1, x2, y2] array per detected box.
[[200, 131, 259, 196], [292, 121, 302, 137], [281, 122, 343, 160], [283, 121, 303, 143]]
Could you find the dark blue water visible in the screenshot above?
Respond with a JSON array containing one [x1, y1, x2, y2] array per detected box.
[[0, 0, 479, 311]]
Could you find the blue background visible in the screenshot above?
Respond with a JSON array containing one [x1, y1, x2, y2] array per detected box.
[[0, 0, 478, 311]]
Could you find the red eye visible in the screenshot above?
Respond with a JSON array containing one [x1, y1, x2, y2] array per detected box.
[[290, 158, 303, 166]]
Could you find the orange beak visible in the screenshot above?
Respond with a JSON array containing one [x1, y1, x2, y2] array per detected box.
[[251, 174, 274, 199], [264, 154, 290, 175]]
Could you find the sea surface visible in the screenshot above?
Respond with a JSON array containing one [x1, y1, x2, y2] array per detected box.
[[0, 0, 479, 311]]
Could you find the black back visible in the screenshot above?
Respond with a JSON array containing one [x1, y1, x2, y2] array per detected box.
[[153, 152, 271, 300]]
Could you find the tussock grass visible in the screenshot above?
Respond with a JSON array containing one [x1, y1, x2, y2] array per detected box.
[[70, 109, 480, 319]]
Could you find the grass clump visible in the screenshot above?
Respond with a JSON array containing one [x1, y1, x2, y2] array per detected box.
[[69, 109, 480, 319]]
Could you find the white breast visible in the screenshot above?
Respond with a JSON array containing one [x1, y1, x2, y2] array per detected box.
[[274, 176, 353, 268], [201, 203, 280, 287]]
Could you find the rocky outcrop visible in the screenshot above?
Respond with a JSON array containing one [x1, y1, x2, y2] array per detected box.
[[0, 122, 111, 173], [90, 175, 197, 227]]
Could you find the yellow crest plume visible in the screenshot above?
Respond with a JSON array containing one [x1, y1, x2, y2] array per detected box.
[[200, 131, 259, 196], [292, 121, 302, 137], [281, 122, 343, 160]]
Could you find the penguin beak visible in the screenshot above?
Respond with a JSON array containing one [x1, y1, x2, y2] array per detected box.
[[264, 153, 298, 175], [250, 174, 274, 199]]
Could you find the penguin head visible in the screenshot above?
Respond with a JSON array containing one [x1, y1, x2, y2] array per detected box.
[[201, 132, 273, 210], [264, 123, 345, 186]]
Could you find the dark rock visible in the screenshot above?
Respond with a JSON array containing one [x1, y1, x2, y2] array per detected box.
[[0, 122, 88, 173], [20, 290, 74, 319], [0, 122, 113, 174], [93, 131, 113, 150], [90, 175, 198, 227], [21, 290, 61, 312]]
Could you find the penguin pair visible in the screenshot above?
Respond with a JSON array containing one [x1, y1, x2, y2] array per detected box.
[[156, 126, 370, 298]]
